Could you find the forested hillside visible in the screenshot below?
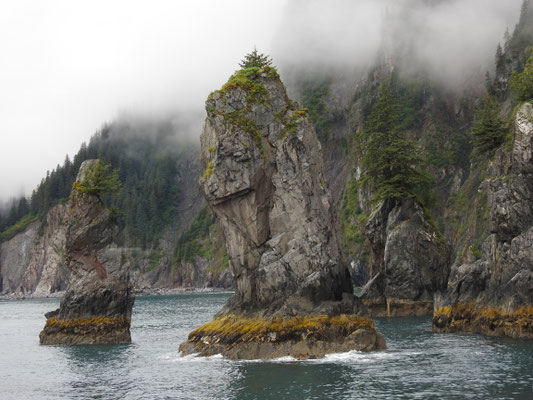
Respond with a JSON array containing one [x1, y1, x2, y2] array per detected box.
[[1, 116, 198, 248]]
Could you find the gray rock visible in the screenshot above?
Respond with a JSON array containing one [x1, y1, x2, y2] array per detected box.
[[39, 160, 134, 345], [362, 197, 450, 316], [0, 205, 69, 297], [433, 103, 533, 338], [181, 67, 385, 359]]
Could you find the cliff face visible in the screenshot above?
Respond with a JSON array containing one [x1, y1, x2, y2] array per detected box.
[[361, 198, 450, 316], [0, 205, 68, 297], [40, 160, 134, 345], [180, 67, 385, 359], [433, 103, 533, 338], [0, 167, 232, 298]]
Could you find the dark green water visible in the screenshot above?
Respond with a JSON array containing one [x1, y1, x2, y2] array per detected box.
[[0, 293, 532, 399]]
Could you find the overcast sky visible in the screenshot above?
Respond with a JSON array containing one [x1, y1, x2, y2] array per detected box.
[[0, 0, 523, 203], [0, 0, 285, 201]]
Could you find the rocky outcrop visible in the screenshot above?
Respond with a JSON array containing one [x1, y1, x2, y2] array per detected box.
[[0, 205, 69, 297], [179, 66, 385, 359], [361, 197, 450, 317], [433, 103, 533, 339], [40, 160, 134, 345]]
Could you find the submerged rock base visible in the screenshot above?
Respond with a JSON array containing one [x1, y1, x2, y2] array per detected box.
[[39, 316, 131, 345], [179, 314, 386, 360], [363, 300, 433, 317], [433, 304, 533, 339]]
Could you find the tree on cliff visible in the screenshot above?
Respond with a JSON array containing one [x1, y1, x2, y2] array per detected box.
[[362, 82, 431, 202], [75, 159, 121, 198], [510, 48, 533, 100], [239, 47, 272, 69], [471, 94, 507, 154]]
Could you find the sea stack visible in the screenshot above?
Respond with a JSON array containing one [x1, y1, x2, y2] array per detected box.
[[40, 160, 134, 345], [433, 103, 533, 338], [179, 66, 386, 359]]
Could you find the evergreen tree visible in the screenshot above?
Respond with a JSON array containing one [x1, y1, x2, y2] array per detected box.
[[362, 82, 431, 202], [510, 48, 533, 100], [471, 94, 507, 155], [239, 47, 272, 69], [75, 159, 121, 198], [495, 43, 505, 75]]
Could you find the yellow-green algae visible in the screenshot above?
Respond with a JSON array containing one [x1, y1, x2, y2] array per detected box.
[[188, 314, 375, 345], [433, 303, 533, 338], [44, 316, 131, 329], [362, 299, 433, 317]]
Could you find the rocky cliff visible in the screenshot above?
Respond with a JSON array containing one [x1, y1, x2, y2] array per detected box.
[[433, 103, 533, 339], [40, 160, 134, 345], [361, 197, 450, 316], [179, 66, 385, 359], [0, 205, 68, 297]]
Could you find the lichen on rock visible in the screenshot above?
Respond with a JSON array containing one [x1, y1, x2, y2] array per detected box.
[[179, 66, 386, 359], [39, 160, 134, 345]]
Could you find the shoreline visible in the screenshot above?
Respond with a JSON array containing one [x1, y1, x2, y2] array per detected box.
[[0, 287, 234, 302]]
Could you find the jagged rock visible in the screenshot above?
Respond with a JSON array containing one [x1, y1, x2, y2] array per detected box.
[[179, 66, 385, 359], [39, 160, 134, 345], [361, 197, 450, 317], [433, 103, 533, 338]]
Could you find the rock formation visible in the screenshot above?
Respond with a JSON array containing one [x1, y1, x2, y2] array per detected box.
[[0, 205, 69, 297], [179, 66, 385, 359], [40, 160, 134, 345], [433, 103, 533, 339], [361, 198, 450, 316]]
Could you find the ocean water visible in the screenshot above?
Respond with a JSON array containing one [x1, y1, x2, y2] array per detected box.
[[0, 293, 532, 400]]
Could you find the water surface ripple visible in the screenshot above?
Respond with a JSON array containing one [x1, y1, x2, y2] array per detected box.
[[0, 293, 531, 399]]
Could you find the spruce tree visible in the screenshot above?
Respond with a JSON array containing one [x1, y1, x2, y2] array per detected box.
[[495, 44, 505, 75], [471, 94, 507, 155], [362, 82, 431, 202], [75, 159, 121, 198], [511, 49, 533, 100], [239, 47, 272, 69]]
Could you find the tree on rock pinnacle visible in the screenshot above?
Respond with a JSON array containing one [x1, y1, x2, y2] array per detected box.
[[239, 47, 273, 69]]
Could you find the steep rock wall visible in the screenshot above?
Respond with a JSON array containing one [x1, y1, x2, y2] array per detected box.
[[0, 205, 68, 297], [361, 197, 450, 316], [433, 103, 533, 338]]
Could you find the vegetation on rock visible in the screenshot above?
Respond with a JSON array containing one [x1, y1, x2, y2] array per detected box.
[[361, 81, 431, 202], [238, 47, 273, 69], [187, 314, 375, 344], [74, 159, 121, 198], [470, 94, 507, 155], [510, 48, 533, 100]]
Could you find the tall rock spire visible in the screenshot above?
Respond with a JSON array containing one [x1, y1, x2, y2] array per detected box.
[[40, 159, 134, 345], [179, 65, 385, 359]]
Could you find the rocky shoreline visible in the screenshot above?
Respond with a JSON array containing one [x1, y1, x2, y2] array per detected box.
[[0, 287, 233, 302]]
